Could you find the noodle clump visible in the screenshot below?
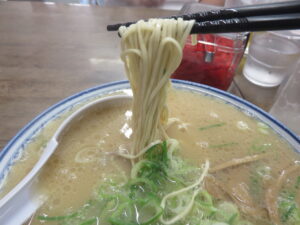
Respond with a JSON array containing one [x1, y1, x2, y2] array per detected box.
[[119, 18, 194, 158]]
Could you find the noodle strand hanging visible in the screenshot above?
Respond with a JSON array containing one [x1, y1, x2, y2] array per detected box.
[[119, 18, 194, 158]]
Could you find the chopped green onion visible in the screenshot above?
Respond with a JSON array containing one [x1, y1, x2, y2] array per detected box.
[[249, 165, 271, 200], [257, 122, 270, 135], [250, 142, 271, 153], [209, 142, 238, 149], [279, 190, 300, 223], [79, 218, 98, 225], [295, 176, 300, 189], [215, 202, 240, 224], [199, 123, 226, 131], [37, 141, 252, 225]]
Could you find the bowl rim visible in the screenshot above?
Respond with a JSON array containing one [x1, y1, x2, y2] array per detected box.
[[0, 79, 299, 178]]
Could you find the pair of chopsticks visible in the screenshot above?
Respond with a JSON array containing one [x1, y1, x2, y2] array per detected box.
[[107, 1, 300, 34]]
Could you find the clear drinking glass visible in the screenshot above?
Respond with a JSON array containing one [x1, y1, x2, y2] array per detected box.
[[243, 32, 300, 87], [269, 62, 300, 135]]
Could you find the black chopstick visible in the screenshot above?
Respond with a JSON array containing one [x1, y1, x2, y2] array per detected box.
[[182, 0, 300, 22], [190, 13, 300, 34], [107, 1, 300, 32]]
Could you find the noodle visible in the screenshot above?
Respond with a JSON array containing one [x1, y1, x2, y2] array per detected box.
[[160, 160, 210, 225], [119, 18, 194, 159]]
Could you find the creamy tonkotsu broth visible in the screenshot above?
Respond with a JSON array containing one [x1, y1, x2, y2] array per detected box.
[[33, 100, 132, 217], [1, 89, 299, 225]]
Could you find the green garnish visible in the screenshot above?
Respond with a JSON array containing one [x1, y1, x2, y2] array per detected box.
[[249, 173, 262, 198], [257, 122, 270, 135], [295, 176, 300, 189], [249, 165, 270, 201], [199, 122, 226, 131], [80, 218, 98, 225], [209, 142, 238, 149], [278, 190, 300, 224], [38, 140, 252, 225], [250, 142, 272, 153]]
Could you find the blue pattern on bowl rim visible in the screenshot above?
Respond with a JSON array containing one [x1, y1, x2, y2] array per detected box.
[[0, 79, 299, 189]]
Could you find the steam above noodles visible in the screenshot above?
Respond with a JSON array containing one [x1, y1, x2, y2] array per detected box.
[[119, 18, 194, 157]]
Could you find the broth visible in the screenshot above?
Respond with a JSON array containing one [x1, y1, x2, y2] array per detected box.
[[1, 89, 299, 225]]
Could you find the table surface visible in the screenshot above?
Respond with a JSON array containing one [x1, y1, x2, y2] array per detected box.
[[0, 1, 177, 151], [0, 1, 292, 151]]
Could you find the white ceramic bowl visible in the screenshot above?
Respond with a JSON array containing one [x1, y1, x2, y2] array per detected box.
[[0, 80, 299, 223]]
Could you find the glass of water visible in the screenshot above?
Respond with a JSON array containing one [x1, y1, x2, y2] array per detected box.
[[243, 32, 300, 87]]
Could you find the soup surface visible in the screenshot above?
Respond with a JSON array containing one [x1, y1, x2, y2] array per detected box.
[[1, 89, 299, 225]]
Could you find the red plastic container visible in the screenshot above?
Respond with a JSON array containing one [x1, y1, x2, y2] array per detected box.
[[172, 34, 247, 90]]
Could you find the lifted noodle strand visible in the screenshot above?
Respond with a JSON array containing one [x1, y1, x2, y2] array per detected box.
[[119, 18, 194, 162]]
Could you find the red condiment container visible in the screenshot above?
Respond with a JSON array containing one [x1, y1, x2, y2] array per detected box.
[[172, 33, 247, 90]]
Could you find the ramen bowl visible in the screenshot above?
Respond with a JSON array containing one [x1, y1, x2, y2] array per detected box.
[[0, 79, 299, 224]]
